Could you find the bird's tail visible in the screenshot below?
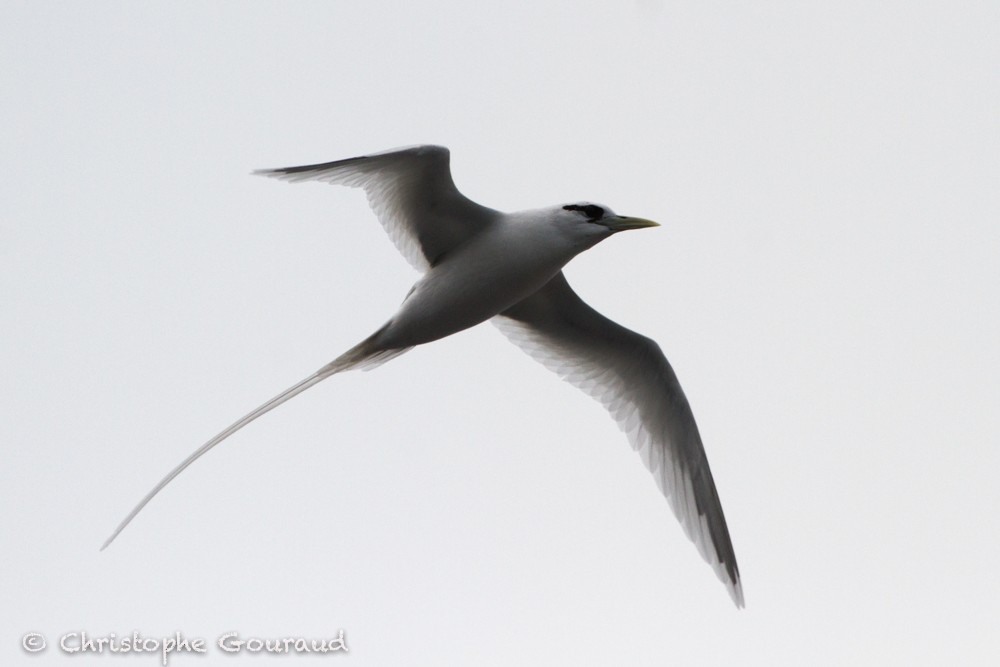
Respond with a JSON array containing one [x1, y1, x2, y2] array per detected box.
[[100, 329, 411, 551]]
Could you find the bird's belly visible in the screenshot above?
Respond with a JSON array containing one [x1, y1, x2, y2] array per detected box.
[[378, 244, 568, 348]]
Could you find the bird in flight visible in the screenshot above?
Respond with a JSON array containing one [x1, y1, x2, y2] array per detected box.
[[103, 145, 743, 607]]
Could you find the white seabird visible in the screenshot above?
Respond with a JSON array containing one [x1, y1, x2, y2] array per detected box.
[[102, 145, 743, 607]]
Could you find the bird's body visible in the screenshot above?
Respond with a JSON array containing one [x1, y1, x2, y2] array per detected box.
[[379, 208, 596, 348], [103, 145, 744, 607]]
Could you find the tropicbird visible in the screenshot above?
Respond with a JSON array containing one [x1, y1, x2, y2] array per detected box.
[[102, 145, 743, 607]]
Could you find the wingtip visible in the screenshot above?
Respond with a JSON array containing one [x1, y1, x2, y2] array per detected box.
[[250, 167, 319, 183], [728, 576, 745, 609]]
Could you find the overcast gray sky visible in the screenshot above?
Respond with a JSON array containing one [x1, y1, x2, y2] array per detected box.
[[2, 1, 998, 665]]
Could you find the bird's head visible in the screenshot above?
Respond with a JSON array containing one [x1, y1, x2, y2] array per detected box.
[[551, 202, 660, 250]]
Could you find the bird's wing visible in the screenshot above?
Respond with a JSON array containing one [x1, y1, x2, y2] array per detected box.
[[493, 272, 743, 607], [254, 145, 494, 271]]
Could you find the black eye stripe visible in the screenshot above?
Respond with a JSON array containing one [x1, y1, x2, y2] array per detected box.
[[562, 204, 605, 220]]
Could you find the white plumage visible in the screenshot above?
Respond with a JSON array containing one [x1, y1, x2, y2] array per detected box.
[[103, 145, 743, 608]]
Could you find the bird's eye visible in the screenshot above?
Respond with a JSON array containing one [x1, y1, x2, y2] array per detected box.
[[562, 204, 604, 221]]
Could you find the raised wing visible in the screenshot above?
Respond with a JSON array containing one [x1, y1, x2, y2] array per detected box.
[[255, 145, 496, 270], [494, 272, 743, 607]]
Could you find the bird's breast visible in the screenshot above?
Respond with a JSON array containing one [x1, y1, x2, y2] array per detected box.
[[377, 223, 574, 348]]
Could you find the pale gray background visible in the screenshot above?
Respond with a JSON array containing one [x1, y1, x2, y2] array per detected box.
[[2, 1, 998, 665]]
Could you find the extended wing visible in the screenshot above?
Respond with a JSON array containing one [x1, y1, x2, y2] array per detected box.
[[494, 272, 743, 607], [254, 145, 495, 270]]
